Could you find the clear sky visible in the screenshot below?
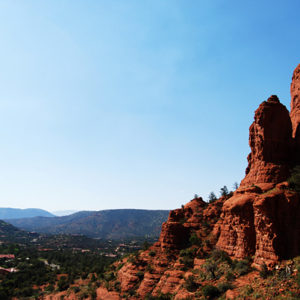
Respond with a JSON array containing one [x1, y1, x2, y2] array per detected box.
[[0, 0, 299, 212]]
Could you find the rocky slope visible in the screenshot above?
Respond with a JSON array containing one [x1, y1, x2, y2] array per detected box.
[[216, 92, 300, 267]]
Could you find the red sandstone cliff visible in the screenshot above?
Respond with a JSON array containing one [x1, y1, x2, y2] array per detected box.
[[216, 65, 300, 266], [95, 65, 300, 299], [291, 64, 300, 138], [240, 95, 293, 187]]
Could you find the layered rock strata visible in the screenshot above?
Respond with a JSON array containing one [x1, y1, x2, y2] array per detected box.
[[215, 183, 300, 267], [216, 64, 300, 266]]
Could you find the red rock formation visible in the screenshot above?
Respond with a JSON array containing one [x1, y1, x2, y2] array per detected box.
[[101, 197, 225, 298], [291, 64, 300, 138], [291, 64, 300, 162], [216, 185, 300, 267], [240, 95, 293, 187], [95, 65, 300, 298], [217, 86, 300, 266]]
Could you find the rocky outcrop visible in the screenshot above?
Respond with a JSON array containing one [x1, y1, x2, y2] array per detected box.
[[291, 64, 300, 162], [215, 184, 300, 267], [291, 64, 300, 138], [216, 65, 300, 266], [240, 95, 293, 187], [96, 65, 300, 298], [106, 197, 224, 298]]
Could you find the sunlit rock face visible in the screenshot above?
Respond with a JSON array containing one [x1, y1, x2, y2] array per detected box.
[[291, 64, 300, 162], [217, 65, 300, 266], [240, 95, 293, 188], [291, 64, 300, 138]]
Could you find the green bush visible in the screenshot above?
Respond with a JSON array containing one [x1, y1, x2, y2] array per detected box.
[[72, 286, 80, 293], [180, 247, 197, 258], [234, 259, 250, 276], [180, 256, 194, 269], [288, 165, 300, 192], [149, 251, 156, 257], [296, 266, 300, 287], [45, 284, 55, 292], [189, 233, 202, 246], [57, 276, 69, 291], [104, 272, 115, 282], [202, 285, 220, 299], [259, 263, 270, 279], [146, 264, 154, 273], [136, 271, 144, 280], [203, 261, 218, 279], [217, 282, 233, 293], [210, 249, 232, 265], [225, 271, 236, 281], [114, 281, 121, 292], [116, 263, 124, 271], [145, 292, 173, 300], [184, 275, 199, 292]]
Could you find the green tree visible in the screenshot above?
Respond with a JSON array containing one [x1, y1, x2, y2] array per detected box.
[[220, 186, 229, 197], [208, 192, 217, 203], [233, 182, 239, 190], [57, 276, 69, 291]]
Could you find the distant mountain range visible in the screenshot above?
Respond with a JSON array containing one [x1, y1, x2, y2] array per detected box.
[[5, 209, 169, 239], [0, 208, 54, 219], [52, 210, 78, 216]]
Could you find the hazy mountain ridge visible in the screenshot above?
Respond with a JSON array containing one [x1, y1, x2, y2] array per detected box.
[[6, 209, 169, 239], [0, 208, 54, 219], [52, 210, 78, 216]]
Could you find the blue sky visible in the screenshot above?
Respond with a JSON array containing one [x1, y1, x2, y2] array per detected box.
[[0, 1, 299, 211]]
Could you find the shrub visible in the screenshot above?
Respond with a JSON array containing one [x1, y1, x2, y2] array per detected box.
[[259, 263, 270, 279], [45, 284, 54, 292], [116, 263, 124, 271], [217, 282, 233, 293], [288, 165, 300, 192], [180, 256, 194, 269], [57, 276, 69, 291], [296, 266, 300, 287], [72, 286, 80, 293], [203, 261, 217, 279], [210, 249, 232, 265], [202, 285, 220, 299], [145, 292, 173, 300], [128, 289, 136, 296], [234, 259, 250, 276], [104, 272, 115, 282], [189, 233, 202, 246], [180, 248, 197, 258], [225, 271, 236, 281], [146, 264, 154, 273], [114, 281, 121, 292], [184, 275, 199, 292], [136, 271, 144, 280], [243, 285, 254, 296], [149, 251, 156, 257]]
